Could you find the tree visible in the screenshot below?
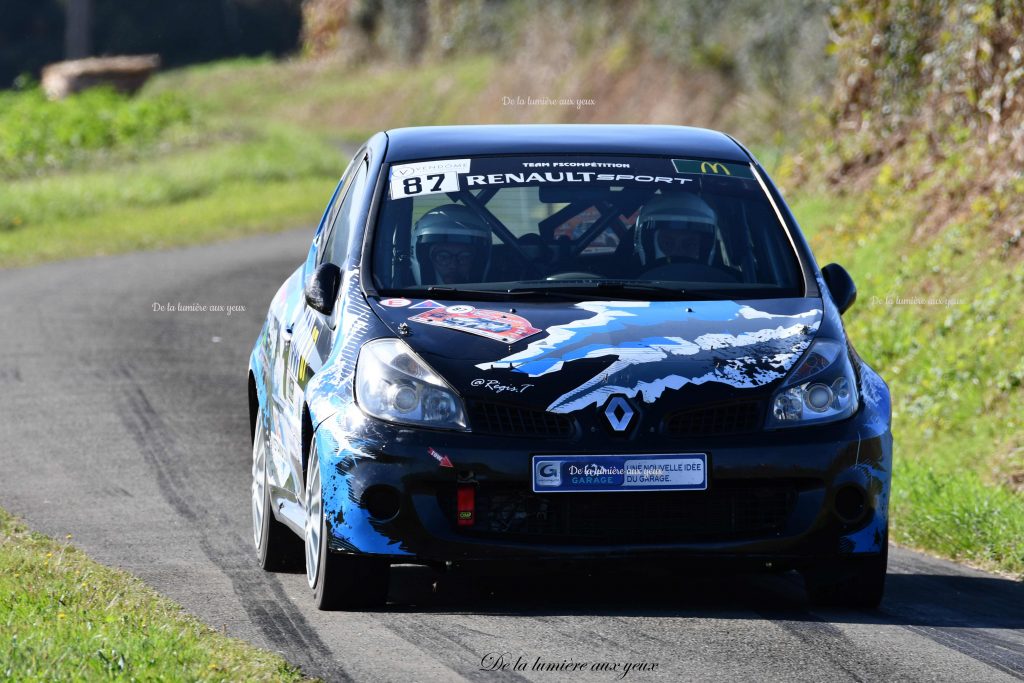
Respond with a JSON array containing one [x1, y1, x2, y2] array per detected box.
[[65, 0, 93, 59]]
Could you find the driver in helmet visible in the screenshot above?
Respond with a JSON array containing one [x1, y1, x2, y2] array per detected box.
[[634, 194, 718, 272], [411, 204, 491, 285]]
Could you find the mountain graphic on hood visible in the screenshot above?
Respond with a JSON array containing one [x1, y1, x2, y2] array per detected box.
[[476, 300, 822, 413]]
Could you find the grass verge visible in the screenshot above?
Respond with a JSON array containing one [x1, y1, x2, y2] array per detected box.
[[789, 182, 1024, 578], [0, 507, 310, 680], [0, 128, 342, 267]]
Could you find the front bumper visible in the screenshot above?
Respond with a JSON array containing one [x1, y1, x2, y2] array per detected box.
[[314, 402, 892, 564]]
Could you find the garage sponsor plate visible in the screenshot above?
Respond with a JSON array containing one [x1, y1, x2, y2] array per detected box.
[[532, 454, 707, 493]]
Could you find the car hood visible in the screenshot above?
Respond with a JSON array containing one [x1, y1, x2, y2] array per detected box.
[[367, 297, 823, 415]]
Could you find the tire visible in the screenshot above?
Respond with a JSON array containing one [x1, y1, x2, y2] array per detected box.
[[304, 441, 390, 611], [802, 535, 888, 608], [252, 407, 302, 571]]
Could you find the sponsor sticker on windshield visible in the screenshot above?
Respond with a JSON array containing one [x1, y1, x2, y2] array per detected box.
[[672, 159, 754, 178], [532, 454, 708, 492], [389, 158, 470, 199]]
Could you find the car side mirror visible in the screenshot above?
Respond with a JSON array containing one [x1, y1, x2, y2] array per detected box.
[[821, 263, 857, 315], [304, 263, 342, 316]]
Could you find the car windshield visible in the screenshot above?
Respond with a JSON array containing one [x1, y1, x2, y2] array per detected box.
[[371, 154, 804, 299]]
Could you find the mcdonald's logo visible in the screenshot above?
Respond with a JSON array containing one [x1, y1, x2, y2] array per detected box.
[[671, 158, 753, 178], [699, 161, 731, 175]]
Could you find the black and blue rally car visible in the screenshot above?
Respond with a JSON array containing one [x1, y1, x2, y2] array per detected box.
[[247, 125, 893, 610]]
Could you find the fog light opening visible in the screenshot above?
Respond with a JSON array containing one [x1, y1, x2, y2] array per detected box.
[[834, 484, 867, 524], [362, 485, 402, 522]]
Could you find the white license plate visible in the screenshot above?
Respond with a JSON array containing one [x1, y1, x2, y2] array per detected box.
[[532, 453, 708, 493]]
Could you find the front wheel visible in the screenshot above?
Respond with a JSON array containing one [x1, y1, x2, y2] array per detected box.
[[802, 537, 888, 608], [304, 441, 389, 610]]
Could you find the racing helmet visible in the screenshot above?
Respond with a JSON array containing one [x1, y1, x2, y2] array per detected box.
[[635, 194, 718, 267], [410, 204, 492, 284]]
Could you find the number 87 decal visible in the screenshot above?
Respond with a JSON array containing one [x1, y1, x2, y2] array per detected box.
[[403, 174, 445, 195], [391, 171, 458, 199]]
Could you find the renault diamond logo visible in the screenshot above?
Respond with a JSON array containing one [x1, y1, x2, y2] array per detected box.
[[604, 396, 635, 432]]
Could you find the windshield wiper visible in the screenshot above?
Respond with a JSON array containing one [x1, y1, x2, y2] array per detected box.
[[424, 286, 508, 296], [509, 280, 689, 297], [382, 281, 716, 301], [424, 286, 604, 301], [588, 280, 686, 294]]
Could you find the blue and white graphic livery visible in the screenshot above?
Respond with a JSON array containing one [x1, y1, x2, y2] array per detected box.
[[478, 301, 821, 413]]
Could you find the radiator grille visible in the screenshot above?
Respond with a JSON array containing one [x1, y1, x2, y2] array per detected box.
[[664, 401, 763, 437], [468, 401, 574, 438]]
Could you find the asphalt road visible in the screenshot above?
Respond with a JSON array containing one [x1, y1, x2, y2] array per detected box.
[[1, 229, 1022, 682]]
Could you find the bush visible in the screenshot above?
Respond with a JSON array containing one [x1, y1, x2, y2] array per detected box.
[[0, 87, 195, 177]]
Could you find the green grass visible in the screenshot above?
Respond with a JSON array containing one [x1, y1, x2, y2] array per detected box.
[[788, 171, 1024, 577], [0, 175, 333, 267], [150, 54, 501, 140], [0, 507, 311, 681], [0, 127, 343, 267], [0, 87, 194, 177]]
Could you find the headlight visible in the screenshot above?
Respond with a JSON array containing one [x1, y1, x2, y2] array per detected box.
[[355, 338, 468, 430], [766, 339, 859, 428]]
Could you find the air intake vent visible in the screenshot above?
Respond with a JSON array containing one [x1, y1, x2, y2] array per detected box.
[[441, 481, 800, 543], [468, 401, 574, 438], [664, 401, 762, 437]]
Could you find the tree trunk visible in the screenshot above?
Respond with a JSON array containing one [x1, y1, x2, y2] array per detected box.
[[65, 0, 94, 59]]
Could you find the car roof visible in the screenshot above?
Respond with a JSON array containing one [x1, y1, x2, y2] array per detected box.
[[382, 124, 751, 163]]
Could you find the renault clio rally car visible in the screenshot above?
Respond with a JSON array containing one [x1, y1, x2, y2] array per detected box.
[[248, 125, 892, 610]]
